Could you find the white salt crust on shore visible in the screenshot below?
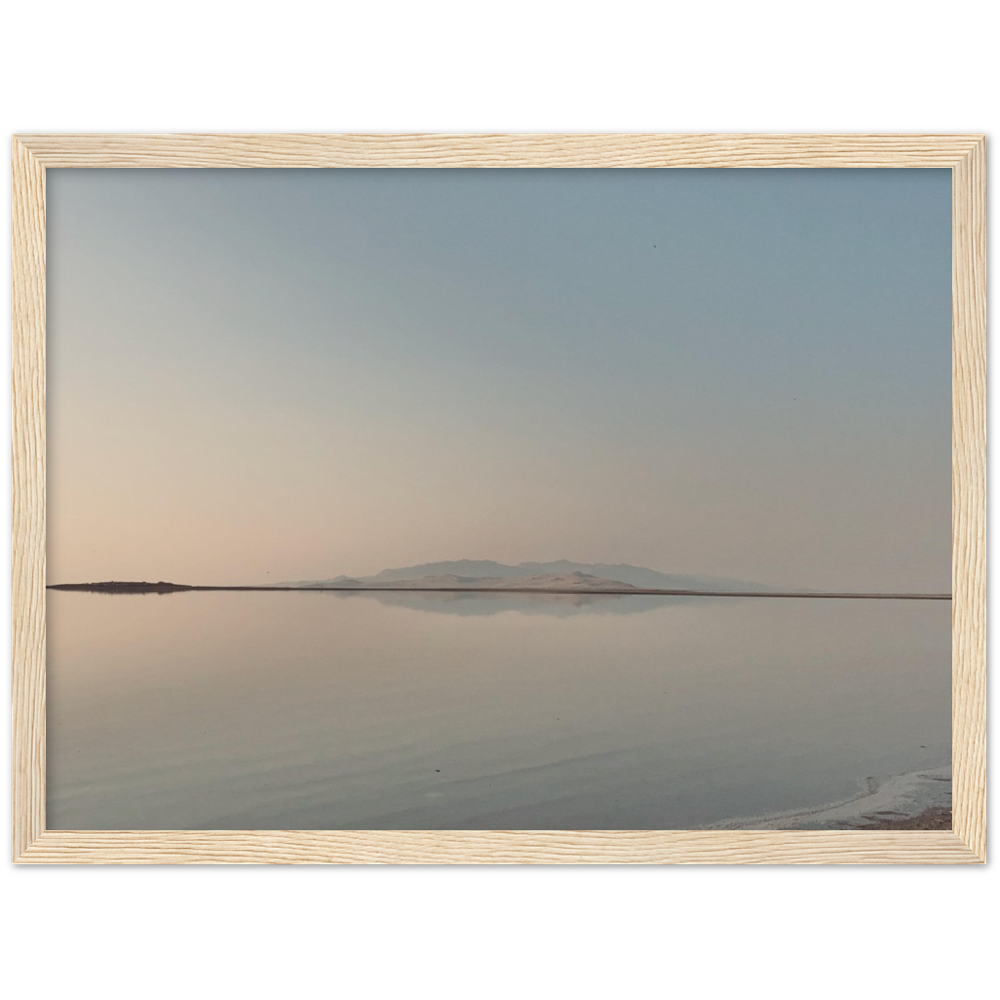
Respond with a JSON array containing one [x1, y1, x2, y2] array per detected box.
[[705, 764, 951, 830]]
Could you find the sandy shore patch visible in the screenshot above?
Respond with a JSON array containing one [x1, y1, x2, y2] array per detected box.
[[856, 806, 951, 830]]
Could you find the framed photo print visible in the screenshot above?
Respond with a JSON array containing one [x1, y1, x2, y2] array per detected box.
[[11, 133, 985, 863]]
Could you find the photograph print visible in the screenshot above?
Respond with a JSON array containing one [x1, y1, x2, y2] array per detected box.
[[45, 166, 952, 831]]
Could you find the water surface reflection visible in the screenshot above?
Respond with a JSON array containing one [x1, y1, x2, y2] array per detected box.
[[46, 591, 951, 829]]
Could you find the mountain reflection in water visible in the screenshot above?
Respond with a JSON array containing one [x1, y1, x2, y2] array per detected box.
[[323, 590, 688, 617]]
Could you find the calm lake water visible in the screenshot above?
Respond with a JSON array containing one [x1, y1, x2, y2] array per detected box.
[[46, 590, 951, 830]]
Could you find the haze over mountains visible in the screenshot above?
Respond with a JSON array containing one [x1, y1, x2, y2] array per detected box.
[[286, 560, 773, 592]]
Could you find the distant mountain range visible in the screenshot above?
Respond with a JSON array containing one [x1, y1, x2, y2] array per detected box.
[[285, 560, 773, 592]]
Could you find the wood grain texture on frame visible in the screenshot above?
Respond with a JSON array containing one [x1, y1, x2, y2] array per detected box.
[[13, 133, 987, 169], [11, 137, 46, 863], [14, 830, 982, 865], [10, 133, 987, 864], [951, 138, 988, 861]]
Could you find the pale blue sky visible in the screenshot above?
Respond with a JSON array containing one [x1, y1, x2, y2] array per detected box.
[[47, 168, 952, 589]]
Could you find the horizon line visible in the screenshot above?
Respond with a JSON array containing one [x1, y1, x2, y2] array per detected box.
[[46, 582, 953, 601]]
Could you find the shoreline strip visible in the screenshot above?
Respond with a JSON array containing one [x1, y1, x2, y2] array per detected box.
[[47, 584, 952, 600]]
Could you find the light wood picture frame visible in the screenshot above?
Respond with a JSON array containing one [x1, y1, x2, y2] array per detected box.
[[11, 133, 986, 864]]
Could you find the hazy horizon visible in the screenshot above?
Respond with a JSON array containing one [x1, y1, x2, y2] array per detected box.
[[48, 168, 951, 591]]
